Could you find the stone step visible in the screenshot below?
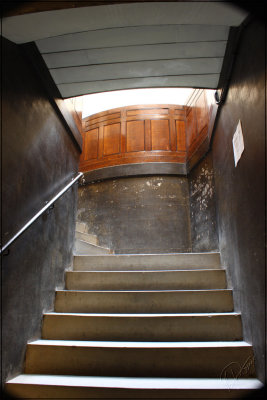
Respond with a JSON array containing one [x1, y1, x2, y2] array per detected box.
[[24, 340, 255, 378], [76, 230, 98, 245], [5, 375, 263, 399], [76, 222, 89, 234], [42, 312, 242, 341], [66, 269, 227, 290], [54, 289, 234, 313], [74, 253, 221, 271], [74, 239, 111, 255]]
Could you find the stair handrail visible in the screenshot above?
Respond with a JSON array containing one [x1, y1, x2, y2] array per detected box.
[[1, 172, 83, 255]]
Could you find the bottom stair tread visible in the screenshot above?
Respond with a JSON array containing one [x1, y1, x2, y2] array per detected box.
[[6, 375, 264, 399], [29, 339, 251, 347], [24, 340, 256, 378], [6, 374, 263, 389]]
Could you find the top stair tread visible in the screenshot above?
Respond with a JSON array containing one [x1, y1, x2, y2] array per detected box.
[[74, 253, 221, 271]]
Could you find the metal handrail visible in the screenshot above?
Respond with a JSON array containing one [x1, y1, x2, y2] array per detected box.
[[1, 172, 83, 254]]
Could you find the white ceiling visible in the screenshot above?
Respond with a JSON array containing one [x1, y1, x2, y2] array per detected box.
[[2, 2, 247, 98], [82, 88, 195, 118]]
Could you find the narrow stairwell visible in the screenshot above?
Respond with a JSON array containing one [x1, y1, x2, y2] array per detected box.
[[6, 253, 263, 398]]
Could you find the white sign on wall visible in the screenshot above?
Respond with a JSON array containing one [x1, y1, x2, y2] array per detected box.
[[232, 120, 244, 166]]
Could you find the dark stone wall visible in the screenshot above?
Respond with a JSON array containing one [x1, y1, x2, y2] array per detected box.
[[1, 38, 80, 385], [77, 176, 191, 254], [188, 152, 219, 252], [211, 20, 266, 382]]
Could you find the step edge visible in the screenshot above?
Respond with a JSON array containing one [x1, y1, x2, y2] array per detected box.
[[74, 252, 221, 258], [75, 239, 111, 252], [27, 339, 252, 348], [56, 289, 233, 293], [6, 375, 263, 390], [66, 268, 226, 274], [43, 312, 241, 317], [76, 230, 96, 235]]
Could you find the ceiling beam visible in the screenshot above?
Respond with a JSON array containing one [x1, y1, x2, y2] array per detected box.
[[50, 58, 222, 85], [57, 75, 219, 98], [36, 25, 229, 53], [42, 41, 226, 69], [2, 2, 247, 43]]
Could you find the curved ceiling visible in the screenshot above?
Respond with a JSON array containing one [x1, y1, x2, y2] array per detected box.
[[2, 2, 248, 98]]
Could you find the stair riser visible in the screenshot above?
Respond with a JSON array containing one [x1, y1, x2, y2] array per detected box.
[[76, 222, 88, 234], [76, 231, 98, 245], [5, 246, 261, 399], [25, 345, 255, 378], [75, 239, 111, 255], [66, 270, 226, 290], [55, 291, 234, 313], [42, 314, 242, 341], [74, 253, 221, 271], [5, 384, 260, 399]]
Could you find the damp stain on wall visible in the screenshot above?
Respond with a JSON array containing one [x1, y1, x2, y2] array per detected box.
[[77, 175, 192, 254], [189, 154, 218, 252]]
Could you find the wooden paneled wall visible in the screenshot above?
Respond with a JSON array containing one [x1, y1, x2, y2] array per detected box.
[[186, 90, 210, 161], [80, 90, 211, 174], [64, 97, 83, 135], [80, 104, 187, 172]]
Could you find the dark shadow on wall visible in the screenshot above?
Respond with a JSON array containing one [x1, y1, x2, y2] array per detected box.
[[1, 37, 80, 386], [210, 18, 266, 383]]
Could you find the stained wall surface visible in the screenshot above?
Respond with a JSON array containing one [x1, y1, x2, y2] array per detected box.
[[77, 176, 191, 254], [211, 19, 265, 381], [2, 38, 80, 386], [189, 153, 218, 252]]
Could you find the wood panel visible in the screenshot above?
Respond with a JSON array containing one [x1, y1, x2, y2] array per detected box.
[[195, 91, 209, 134], [187, 90, 210, 159], [176, 120, 186, 152], [84, 128, 98, 160], [151, 120, 170, 151], [103, 123, 121, 156], [186, 108, 197, 148], [64, 98, 83, 135], [80, 97, 211, 174], [127, 108, 168, 116], [86, 112, 121, 128], [126, 120, 145, 152]]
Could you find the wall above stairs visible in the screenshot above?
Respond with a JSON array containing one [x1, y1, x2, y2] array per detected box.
[[77, 169, 218, 254], [77, 176, 192, 254]]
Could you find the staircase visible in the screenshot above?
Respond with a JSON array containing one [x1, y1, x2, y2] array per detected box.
[[74, 222, 112, 255], [6, 253, 263, 398]]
